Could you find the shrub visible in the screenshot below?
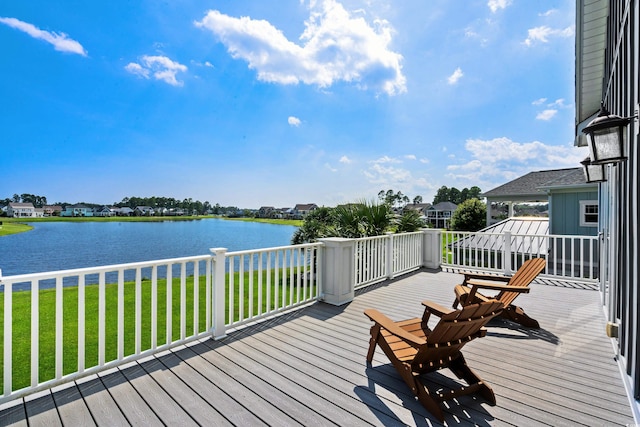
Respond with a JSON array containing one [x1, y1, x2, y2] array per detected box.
[[450, 198, 486, 231]]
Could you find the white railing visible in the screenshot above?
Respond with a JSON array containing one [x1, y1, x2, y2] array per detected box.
[[222, 243, 321, 331], [0, 242, 322, 404], [354, 232, 423, 289], [441, 231, 599, 281], [0, 228, 600, 404]]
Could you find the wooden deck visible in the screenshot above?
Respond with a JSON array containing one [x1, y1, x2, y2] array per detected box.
[[0, 269, 635, 426]]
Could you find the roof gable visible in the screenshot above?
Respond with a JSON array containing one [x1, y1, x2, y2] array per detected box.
[[482, 168, 587, 200]]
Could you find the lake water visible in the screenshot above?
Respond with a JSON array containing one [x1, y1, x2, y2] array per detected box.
[[0, 219, 298, 277]]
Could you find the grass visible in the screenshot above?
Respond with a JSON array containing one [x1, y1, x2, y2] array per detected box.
[[0, 222, 33, 237], [0, 269, 315, 391]]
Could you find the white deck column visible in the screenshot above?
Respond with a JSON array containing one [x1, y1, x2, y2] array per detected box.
[[422, 229, 442, 269], [318, 238, 355, 305], [210, 247, 228, 340]]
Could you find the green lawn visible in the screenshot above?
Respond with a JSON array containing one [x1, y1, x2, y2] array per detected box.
[[0, 222, 33, 236], [0, 270, 316, 391]]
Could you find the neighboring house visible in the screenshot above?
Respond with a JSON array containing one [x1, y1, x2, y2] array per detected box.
[[575, 0, 640, 410], [43, 205, 62, 216], [483, 167, 598, 236], [257, 206, 276, 218], [426, 202, 457, 228], [116, 207, 134, 216], [93, 206, 114, 217], [403, 202, 432, 218], [60, 204, 94, 217], [292, 203, 318, 219], [7, 202, 36, 218], [134, 206, 154, 216]]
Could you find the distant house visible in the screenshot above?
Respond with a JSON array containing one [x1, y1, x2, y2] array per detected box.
[[116, 207, 134, 216], [292, 203, 318, 219], [61, 204, 94, 217], [258, 206, 276, 218], [134, 206, 155, 216], [483, 167, 597, 236], [7, 202, 36, 218], [426, 202, 457, 228], [403, 202, 432, 217], [93, 206, 114, 217], [43, 205, 62, 216]]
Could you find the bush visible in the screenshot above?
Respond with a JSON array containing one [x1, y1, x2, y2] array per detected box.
[[450, 198, 486, 231]]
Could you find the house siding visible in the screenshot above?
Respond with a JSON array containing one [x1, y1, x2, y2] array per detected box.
[[549, 190, 598, 236], [593, 0, 640, 403]]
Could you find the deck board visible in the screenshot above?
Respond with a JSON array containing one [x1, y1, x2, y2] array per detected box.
[[0, 269, 635, 426]]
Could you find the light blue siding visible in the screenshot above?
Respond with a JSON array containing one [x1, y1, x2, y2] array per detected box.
[[550, 190, 598, 236]]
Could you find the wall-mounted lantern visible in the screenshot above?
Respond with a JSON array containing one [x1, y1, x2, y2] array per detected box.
[[582, 104, 636, 164], [580, 157, 606, 183]]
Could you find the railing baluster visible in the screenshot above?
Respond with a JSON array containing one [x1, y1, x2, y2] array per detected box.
[[117, 270, 125, 360], [151, 265, 158, 350], [78, 275, 85, 373], [31, 280, 39, 387]]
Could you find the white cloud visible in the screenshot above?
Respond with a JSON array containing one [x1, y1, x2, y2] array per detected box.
[[524, 26, 574, 46], [447, 137, 588, 186], [125, 55, 187, 86], [371, 155, 401, 164], [536, 109, 557, 120], [532, 97, 547, 105], [447, 67, 463, 85], [363, 162, 411, 185], [487, 0, 512, 13], [0, 17, 87, 56], [325, 163, 338, 172], [124, 63, 149, 78], [404, 154, 416, 160], [539, 9, 557, 17], [288, 116, 302, 126], [339, 155, 352, 164], [548, 98, 566, 108], [195, 0, 406, 95]]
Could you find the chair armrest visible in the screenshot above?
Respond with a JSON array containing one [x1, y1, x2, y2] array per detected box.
[[364, 309, 427, 347], [462, 272, 510, 286], [421, 300, 455, 317], [466, 279, 531, 293]]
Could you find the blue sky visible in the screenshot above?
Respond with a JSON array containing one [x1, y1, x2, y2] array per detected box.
[[0, 0, 585, 208]]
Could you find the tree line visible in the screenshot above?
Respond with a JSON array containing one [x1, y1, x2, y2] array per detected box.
[[2, 194, 240, 216], [377, 186, 482, 208]]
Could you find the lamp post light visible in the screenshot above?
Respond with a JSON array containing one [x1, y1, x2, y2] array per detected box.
[[580, 157, 606, 183], [582, 104, 636, 164]]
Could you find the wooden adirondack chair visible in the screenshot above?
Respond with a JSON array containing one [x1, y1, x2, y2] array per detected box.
[[364, 299, 504, 422], [453, 257, 546, 328]]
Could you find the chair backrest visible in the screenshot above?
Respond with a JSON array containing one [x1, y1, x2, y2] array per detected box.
[[414, 300, 503, 368], [497, 258, 546, 306]]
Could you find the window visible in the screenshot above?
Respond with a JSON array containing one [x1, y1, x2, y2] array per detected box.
[[579, 200, 598, 227]]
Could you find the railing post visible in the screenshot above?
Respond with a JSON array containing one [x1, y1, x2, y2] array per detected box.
[[503, 231, 512, 275], [210, 248, 228, 340], [385, 232, 394, 279], [422, 229, 442, 269], [318, 238, 355, 305]]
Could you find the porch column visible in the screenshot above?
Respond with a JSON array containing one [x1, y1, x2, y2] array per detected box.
[[318, 238, 355, 306], [210, 247, 228, 340], [422, 229, 442, 269]]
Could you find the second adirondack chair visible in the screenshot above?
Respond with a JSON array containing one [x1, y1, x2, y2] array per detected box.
[[453, 257, 546, 328]]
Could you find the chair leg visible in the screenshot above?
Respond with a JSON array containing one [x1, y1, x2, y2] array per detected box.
[[448, 354, 496, 405], [413, 375, 445, 422], [366, 324, 380, 363], [502, 305, 540, 328]]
